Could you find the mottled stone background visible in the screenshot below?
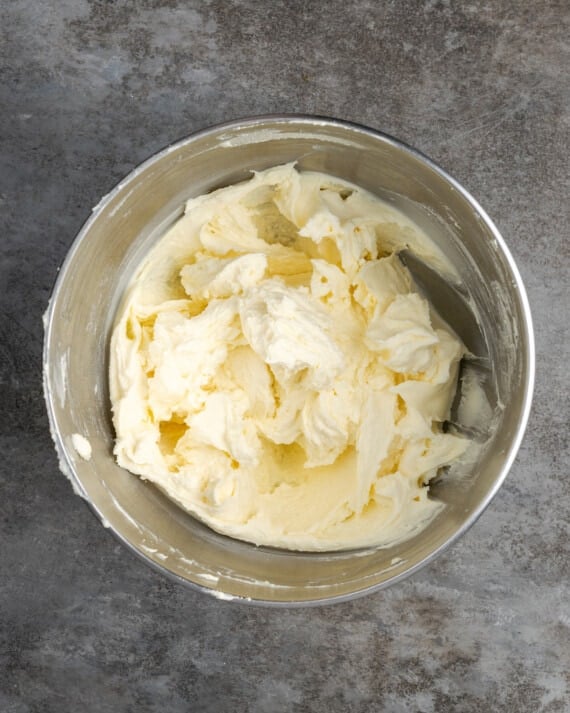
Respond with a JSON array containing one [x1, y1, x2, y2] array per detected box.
[[1, 1, 568, 711]]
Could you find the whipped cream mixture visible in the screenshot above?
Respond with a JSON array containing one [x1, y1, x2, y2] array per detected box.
[[110, 164, 468, 550]]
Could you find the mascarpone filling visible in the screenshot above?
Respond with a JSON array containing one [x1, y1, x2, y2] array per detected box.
[[110, 164, 468, 550]]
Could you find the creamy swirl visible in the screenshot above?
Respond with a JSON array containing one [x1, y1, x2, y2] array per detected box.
[[110, 164, 468, 550]]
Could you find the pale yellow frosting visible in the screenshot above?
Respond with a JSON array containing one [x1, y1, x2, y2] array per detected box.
[[109, 164, 468, 551]]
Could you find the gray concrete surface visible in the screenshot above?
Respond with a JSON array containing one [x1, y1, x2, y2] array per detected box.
[[1, 1, 568, 711]]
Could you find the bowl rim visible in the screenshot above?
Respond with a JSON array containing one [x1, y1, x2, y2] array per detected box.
[[43, 113, 536, 606]]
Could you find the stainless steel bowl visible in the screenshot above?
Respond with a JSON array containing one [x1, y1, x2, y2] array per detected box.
[[43, 115, 534, 605]]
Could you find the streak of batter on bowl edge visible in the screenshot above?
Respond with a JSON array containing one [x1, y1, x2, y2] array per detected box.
[[109, 163, 481, 552]]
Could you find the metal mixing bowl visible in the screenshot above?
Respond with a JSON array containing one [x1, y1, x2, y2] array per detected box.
[[43, 116, 534, 605]]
